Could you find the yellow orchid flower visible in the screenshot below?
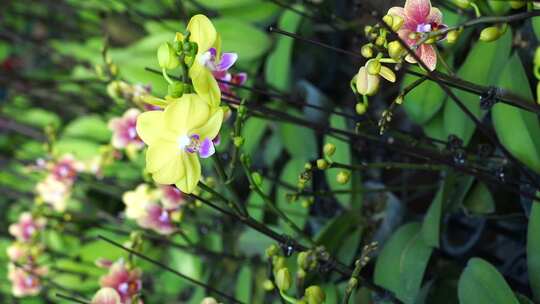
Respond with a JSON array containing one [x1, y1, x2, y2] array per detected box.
[[136, 93, 223, 193], [187, 14, 221, 109]]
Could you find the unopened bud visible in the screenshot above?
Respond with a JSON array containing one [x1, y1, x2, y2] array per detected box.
[[304, 163, 313, 170], [266, 244, 280, 258], [379, 66, 396, 83], [275, 268, 292, 291], [200, 297, 218, 304], [297, 251, 309, 269], [323, 143, 336, 157], [391, 15, 404, 32], [233, 136, 244, 147], [375, 35, 386, 46], [168, 81, 184, 97], [361, 44, 374, 58], [356, 102, 367, 115], [510, 1, 525, 9], [251, 172, 262, 186], [382, 15, 394, 28], [366, 59, 381, 75], [446, 30, 460, 44], [355, 66, 380, 96], [263, 279, 275, 291], [316, 159, 329, 170], [305, 285, 326, 304], [336, 171, 351, 184], [364, 25, 373, 37], [453, 0, 470, 9], [395, 95, 404, 105], [157, 42, 179, 69], [479, 25, 505, 42], [388, 41, 404, 59]]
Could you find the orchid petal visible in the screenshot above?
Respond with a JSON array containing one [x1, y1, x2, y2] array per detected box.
[[164, 94, 210, 133], [198, 138, 215, 158], [404, 0, 431, 24], [91, 288, 121, 304], [175, 153, 201, 193], [233, 72, 248, 85], [152, 154, 185, 185], [217, 52, 238, 71], [191, 108, 223, 141], [136, 111, 168, 145], [187, 14, 217, 54], [189, 63, 221, 108], [146, 140, 177, 173], [427, 7, 443, 25], [418, 44, 437, 71]]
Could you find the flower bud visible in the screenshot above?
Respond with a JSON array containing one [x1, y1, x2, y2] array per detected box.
[[157, 42, 179, 69], [336, 171, 351, 184], [304, 163, 313, 170], [382, 15, 394, 28], [446, 30, 460, 44], [323, 143, 336, 157], [316, 159, 329, 170], [364, 25, 373, 37], [297, 251, 310, 269], [453, 0, 470, 9], [388, 41, 404, 60], [361, 44, 374, 58], [266, 244, 280, 258], [356, 102, 367, 115], [379, 66, 396, 83], [233, 136, 244, 147], [395, 95, 404, 105], [366, 59, 381, 75], [305, 285, 326, 304], [375, 35, 386, 46], [479, 26, 504, 42], [263, 279, 275, 291], [355, 66, 380, 96], [297, 268, 306, 280], [168, 81, 184, 98], [273, 256, 286, 271], [200, 297, 218, 304], [391, 15, 404, 32], [275, 268, 292, 291]]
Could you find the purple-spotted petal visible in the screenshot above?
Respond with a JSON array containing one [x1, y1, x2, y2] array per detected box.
[[199, 138, 215, 159], [217, 52, 238, 71]]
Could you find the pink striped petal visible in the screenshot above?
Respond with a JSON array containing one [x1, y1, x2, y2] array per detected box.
[[404, 0, 431, 24], [427, 7, 443, 25], [418, 44, 437, 71]]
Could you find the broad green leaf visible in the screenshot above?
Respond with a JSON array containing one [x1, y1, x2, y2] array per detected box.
[[463, 182, 495, 214], [315, 212, 361, 256], [62, 115, 111, 143], [235, 265, 253, 303], [493, 54, 540, 174], [265, 6, 303, 91], [13, 108, 61, 129], [374, 222, 433, 304], [55, 138, 101, 160], [528, 194, 540, 302], [458, 258, 519, 304], [220, 2, 280, 23], [324, 114, 352, 207], [214, 18, 271, 63], [423, 110, 446, 143], [422, 189, 443, 247], [402, 68, 446, 124], [443, 30, 511, 144], [242, 117, 268, 155], [279, 120, 317, 159]]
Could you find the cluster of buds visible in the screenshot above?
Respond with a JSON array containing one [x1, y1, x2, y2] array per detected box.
[[265, 244, 326, 304], [107, 81, 155, 109], [6, 212, 48, 297], [91, 258, 143, 304], [33, 154, 87, 212], [122, 184, 187, 235]]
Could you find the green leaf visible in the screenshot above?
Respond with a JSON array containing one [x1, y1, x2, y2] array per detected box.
[[55, 138, 101, 160], [458, 258, 519, 304], [492, 54, 540, 174], [235, 265, 253, 303], [242, 117, 268, 155], [527, 194, 540, 302], [443, 30, 511, 144], [402, 68, 446, 124], [214, 18, 271, 63], [219, 2, 280, 23], [422, 188, 444, 248], [265, 6, 303, 91], [279, 120, 317, 159], [463, 182, 495, 214], [374, 222, 433, 304], [14, 108, 61, 129], [324, 114, 352, 207], [423, 110, 447, 143], [62, 115, 111, 143], [196, 0, 254, 9], [315, 212, 361, 256]]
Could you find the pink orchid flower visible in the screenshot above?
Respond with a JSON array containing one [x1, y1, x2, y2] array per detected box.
[[92, 287, 122, 304], [108, 109, 145, 150], [99, 259, 142, 304], [201, 47, 248, 96], [8, 264, 48, 297], [50, 154, 84, 184], [160, 186, 185, 209], [8, 212, 46, 243], [387, 0, 445, 71]]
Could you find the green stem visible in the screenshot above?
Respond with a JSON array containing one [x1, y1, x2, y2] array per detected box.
[[330, 161, 444, 171]]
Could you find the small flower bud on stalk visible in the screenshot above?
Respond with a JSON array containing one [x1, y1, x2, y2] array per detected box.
[[355, 66, 380, 96], [316, 159, 329, 170], [383, 15, 394, 28], [266, 244, 280, 258], [375, 35, 386, 46], [479, 24, 507, 42], [446, 30, 460, 44], [275, 268, 292, 291], [251, 172, 263, 186], [364, 25, 373, 37], [388, 41, 404, 60], [233, 136, 244, 147], [453, 0, 470, 9], [336, 171, 351, 184], [200, 297, 218, 304], [323, 143, 336, 157], [391, 15, 404, 32], [361, 44, 374, 58], [157, 42, 179, 69], [379, 66, 396, 83], [305, 285, 326, 304], [263, 279, 275, 291], [509, 1, 525, 9], [304, 162, 312, 170], [356, 102, 367, 115], [366, 59, 381, 75]]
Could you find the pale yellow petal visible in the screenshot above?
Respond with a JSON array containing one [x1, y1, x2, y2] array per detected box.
[[152, 154, 185, 185], [187, 14, 217, 54], [189, 63, 221, 108], [136, 111, 165, 145], [146, 140, 177, 173], [165, 94, 211, 132], [191, 108, 223, 140], [175, 153, 201, 193]]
